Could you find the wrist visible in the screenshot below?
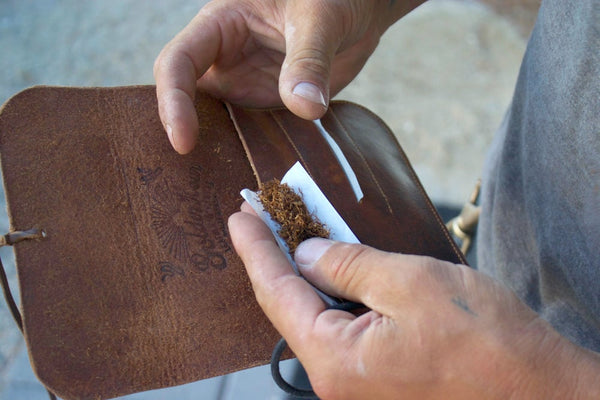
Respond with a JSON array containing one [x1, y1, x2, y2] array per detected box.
[[504, 318, 600, 399]]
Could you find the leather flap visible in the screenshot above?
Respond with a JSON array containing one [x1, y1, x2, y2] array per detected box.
[[0, 86, 278, 399]]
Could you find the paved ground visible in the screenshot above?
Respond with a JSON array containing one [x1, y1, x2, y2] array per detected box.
[[0, 0, 533, 398]]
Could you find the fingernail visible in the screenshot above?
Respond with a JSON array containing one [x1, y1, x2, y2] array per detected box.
[[295, 238, 334, 271], [166, 124, 175, 147], [292, 82, 326, 107]]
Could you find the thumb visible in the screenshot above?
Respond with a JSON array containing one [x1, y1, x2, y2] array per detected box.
[[279, 2, 341, 120], [294, 238, 405, 309]]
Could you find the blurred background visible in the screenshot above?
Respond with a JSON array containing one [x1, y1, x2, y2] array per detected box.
[[0, 0, 538, 398]]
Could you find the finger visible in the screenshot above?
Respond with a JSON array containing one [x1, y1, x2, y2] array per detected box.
[[239, 200, 257, 215], [278, 1, 340, 120], [228, 211, 330, 350], [295, 238, 454, 313], [154, 13, 222, 154]]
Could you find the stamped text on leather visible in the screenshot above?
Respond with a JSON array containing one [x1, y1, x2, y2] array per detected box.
[[138, 165, 231, 281]]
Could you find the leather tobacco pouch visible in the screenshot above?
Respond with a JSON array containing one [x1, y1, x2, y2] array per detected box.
[[0, 86, 465, 399]]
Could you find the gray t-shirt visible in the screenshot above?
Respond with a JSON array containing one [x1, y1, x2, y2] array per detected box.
[[477, 0, 600, 351]]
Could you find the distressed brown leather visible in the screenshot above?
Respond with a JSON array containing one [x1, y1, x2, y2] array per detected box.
[[0, 86, 464, 400], [228, 103, 465, 262]]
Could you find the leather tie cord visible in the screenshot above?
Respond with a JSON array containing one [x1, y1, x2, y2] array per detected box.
[[0, 229, 56, 400], [0, 229, 45, 330]]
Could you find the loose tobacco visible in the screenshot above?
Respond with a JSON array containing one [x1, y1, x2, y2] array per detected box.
[[258, 179, 330, 254]]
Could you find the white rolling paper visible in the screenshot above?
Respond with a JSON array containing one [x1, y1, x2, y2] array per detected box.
[[240, 161, 360, 306]]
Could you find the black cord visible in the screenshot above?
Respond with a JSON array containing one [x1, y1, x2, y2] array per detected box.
[[0, 255, 23, 332], [46, 388, 57, 400], [271, 337, 315, 398], [270, 301, 364, 398], [1, 249, 57, 400]]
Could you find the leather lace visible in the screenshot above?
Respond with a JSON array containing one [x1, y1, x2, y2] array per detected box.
[[0, 229, 56, 400]]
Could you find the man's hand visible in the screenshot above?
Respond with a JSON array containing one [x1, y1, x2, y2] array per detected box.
[[228, 205, 600, 399], [154, 0, 424, 154]]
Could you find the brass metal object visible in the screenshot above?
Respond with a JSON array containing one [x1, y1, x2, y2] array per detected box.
[[446, 180, 481, 255]]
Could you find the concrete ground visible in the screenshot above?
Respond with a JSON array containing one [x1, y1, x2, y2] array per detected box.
[[0, 0, 535, 398]]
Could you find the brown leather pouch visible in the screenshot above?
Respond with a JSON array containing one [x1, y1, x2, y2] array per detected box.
[[0, 86, 465, 399]]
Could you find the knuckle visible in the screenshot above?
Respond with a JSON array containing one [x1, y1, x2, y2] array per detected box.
[[327, 243, 371, 294], [153, 51, 166, 78], [403, 255, 456, 293], [309, 372, 344, 400], [296, 327, 347, 400], [153, 45, 174, 78], [252, 274, 284, 310], [404, 256, 437, 287], [307, 356, 359, 400], [286, 47, 332, 76], [311, 383, 335, 400]]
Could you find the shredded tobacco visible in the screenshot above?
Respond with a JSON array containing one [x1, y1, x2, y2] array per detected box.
[[258, 179, 330, 254]]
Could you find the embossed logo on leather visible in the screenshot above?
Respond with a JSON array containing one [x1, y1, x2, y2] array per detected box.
[[138, 165, 231, 281]]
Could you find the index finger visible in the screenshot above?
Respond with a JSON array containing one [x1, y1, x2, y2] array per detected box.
[[154, 13, 222, 154], [228, 209, 327, 350]]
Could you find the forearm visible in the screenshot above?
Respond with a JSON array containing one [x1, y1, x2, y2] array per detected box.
[[537, 334, 600, 399], [494, 317, 600, 399], [570, 350, 600, 399], [575, 350, 600, 399]]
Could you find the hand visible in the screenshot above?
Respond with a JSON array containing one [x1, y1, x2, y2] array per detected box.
[[154, 0, 424, 154], [228, 204, 600, 399]]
